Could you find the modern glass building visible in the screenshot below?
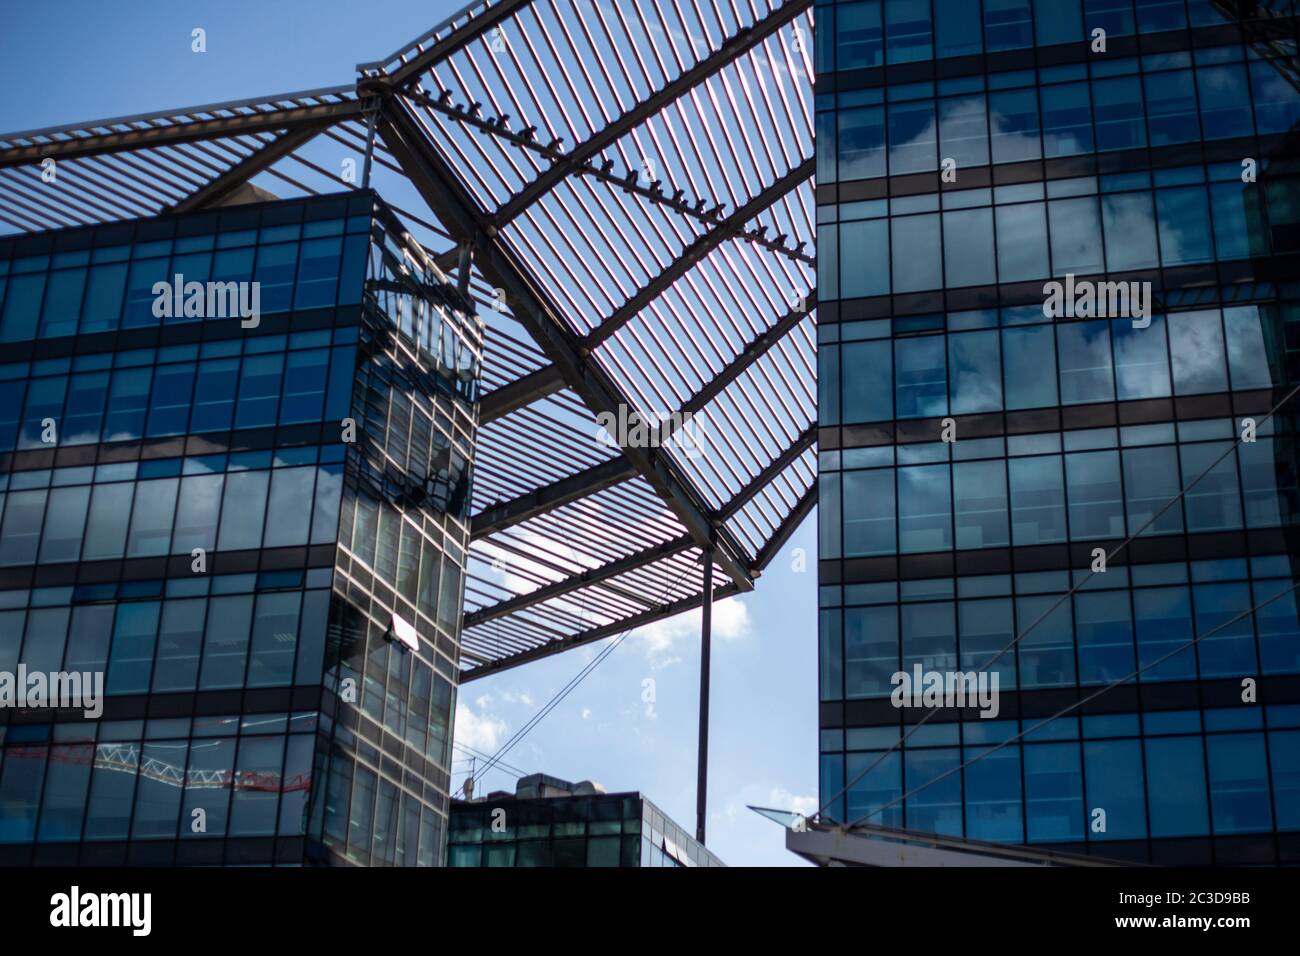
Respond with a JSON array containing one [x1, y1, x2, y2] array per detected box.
[[815, 0, 1300, 863], [0, 189, 481, 865], [447, 773, 724, 867]]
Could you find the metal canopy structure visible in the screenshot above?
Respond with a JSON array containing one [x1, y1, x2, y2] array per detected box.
[[0, 0, 817, 681]]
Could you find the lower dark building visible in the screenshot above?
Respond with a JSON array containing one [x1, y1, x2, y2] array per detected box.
[[447, 773, 724, 867]]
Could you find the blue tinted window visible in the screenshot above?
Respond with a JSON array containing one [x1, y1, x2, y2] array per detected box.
[[192, 358, 239, 432], [146, 362, 196, 436], [1093, 76, 1146, 151], [1084, 0, 1136, 36], [281, 348, 330, 423], [1206, 734, 1273, 834], [1180, 442, 1242, 534], [1025, 743, 1084, 842], [885, 0, 932, 63], [995, 204, 1050, 282], [965, 745, 1023, 841], [1144, 70, 1199, 145], [943, 208, 996, 288], [1036, 0, 1084, 43], [81, 262, 128, 333], [254, 242, 298, 314], [1076, 590, 1135, 684], [1197, 64, 1253, 140], [1084, 739, 1147, 839], [839, 219, 889, 297], [948, 329, 1001, 413], [892, 214, 941, 292], [0, 745, 47, 842], [1112, 315, 1170, 399], [1157, 187, 1214, 265], [106, 601, 161, 694], [905, 748, 962, 834], [954, 459, 1009, 550], [1145, 736, 1209, 836], [846, 605, 897, 697], [842, 339, 892, 422], [18, 375, 66, 449], [990, 88, 1041, 163], [199, 594, 253, 690], [1101, 191, 1159, 270], [294, 237, 343, 309], [39, 268, 86, 338], [153, 598, 207, 692], [1003, 325, 1057, 408], [899, 464, 952, 553], [935, 0, 982, 57], [1193, 582, 1256, 678], [0, 379, 26, 450], [839, 106, 886, 180], [0, 489, 46, 566], [959, 597, 1016, 686], [64, 371, 108, 445], [1269, 730, 1300, 830], [1017, 593, 1076, 686], [837, 0, 883, 69], [984, 0, 1033, 52], [123, 257, 168, 328], [1133, 587, 1190, 676], [895, 335, 947, 417], [843, 469, 896, 556], [821, 608, 844, 701], [1250, 59, 1300, 134], [104, 367, 152, 441], [1041, 82, 1094, 156], [234, 353, 284, 429], [37, 744, 91, 842], [888, 100, 937, 173]]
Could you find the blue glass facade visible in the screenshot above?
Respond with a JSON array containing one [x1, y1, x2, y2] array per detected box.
[[816, 0, 1300, 862], [0, 191, 480, 865]]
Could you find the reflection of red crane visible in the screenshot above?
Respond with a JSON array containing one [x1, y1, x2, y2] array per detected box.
[[4, 744, 310, 793]]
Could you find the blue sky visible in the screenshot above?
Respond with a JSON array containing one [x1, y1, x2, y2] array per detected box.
[[0, 0, 819, 866]]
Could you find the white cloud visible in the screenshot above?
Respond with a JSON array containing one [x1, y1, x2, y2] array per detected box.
[[633, 595, 752, 664], [766, 787, 818, 818], [581, 708, 592, 720], [454, 701, 509, 753]]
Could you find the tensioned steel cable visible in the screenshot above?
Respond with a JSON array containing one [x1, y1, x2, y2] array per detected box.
[[814, 377, 1300, 822], [454, 549, 711, 797], [844, 576, 1300, 831], [452, 740, 529, 780]]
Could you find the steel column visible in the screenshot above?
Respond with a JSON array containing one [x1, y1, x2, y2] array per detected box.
[[696, 548, 714, 845]]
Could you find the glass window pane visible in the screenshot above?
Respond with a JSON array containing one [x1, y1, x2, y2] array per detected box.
[[246, 591, 301, 688], [898, 464, 951, 553], [263, 466, 315, 548], [199, 594, 254, 690], [218, 471, 269, 551], [229, 736, 285, 837], [126, 477, 179, 557], [954, 459, 1009, 549], [1206, 734, 1273, 834], [1145, 736, 1209, 837], [153, 598, 207, 692], [1083, 739, 1148, 839]]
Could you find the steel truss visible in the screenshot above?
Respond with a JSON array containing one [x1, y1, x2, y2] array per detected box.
[[0, 0, 818, 679]]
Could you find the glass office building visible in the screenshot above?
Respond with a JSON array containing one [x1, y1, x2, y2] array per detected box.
[[447, 774, 724, 867], [0, 190, 480, 865], [815, 0, 1300, 863]]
